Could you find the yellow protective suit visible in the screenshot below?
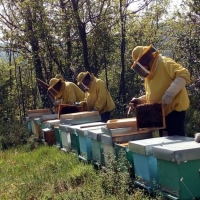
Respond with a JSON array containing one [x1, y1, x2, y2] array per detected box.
[[60, 82, 85, 104], [49, 78, 85, 104], [80, 75, 115, 114], [139, 56, 190, 116]]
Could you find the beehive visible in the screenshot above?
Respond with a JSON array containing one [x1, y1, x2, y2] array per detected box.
[[88, 129, 104, 166], [42, 128, 56, 145], [153, 141, 200, 200], [59, 124, 71, 152], [74, 122, 106, 162], [59, 115, 101, 152], [129, 136, 193, 192]]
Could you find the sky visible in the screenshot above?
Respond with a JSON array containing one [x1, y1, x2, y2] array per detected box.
[[128, 0, 183, 12]]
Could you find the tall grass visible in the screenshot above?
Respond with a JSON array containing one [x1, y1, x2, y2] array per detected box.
[[0, 145, 159, 200]]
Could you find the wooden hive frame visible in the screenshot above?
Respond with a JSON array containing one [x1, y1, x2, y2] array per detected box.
[[58, 104, 83, 119], [136, 103, 166, 131]]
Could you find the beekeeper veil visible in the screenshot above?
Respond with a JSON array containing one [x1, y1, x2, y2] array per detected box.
[[130, 45, 157, 78]]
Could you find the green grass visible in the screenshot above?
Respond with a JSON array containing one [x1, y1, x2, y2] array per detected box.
[[0, 145, 160, 200]]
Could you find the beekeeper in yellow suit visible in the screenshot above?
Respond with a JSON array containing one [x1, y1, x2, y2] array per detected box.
[[129, 45, 190, 137], [77, 71, 115, 122], [48, 77, 85, 105]]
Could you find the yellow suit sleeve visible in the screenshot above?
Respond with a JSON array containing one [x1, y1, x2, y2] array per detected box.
[[164, 58, 191, 85], [94, 80, 107, 112]]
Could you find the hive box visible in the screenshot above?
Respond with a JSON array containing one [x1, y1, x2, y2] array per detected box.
[[26, 117, 32, 134], [129, 136, 193, 192], [27, 109, 51, 118], [106, 118, 137, 129], [43, 120, 61, 148], [88, 129, 104, 166], [32, 118, 43, 138], [45, 120, 60, 128], [59, 124, 72, 152], [59, 115, 101, 152], [101, 132, 152, 167], [66, 122, 106, 156], [71, 122, 106, 162], [115, 143, 134, 177], [42, 128, 56, 145], [153, 141, 200, 200]]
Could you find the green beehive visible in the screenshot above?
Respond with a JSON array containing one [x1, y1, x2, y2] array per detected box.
[[115, 143, 134, 176], [54, 126, 62, 148], [153, 141, 200, 200]]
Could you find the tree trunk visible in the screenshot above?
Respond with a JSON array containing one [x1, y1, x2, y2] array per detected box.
[[118, 0, 126, 103], [71, 0, 90, 71]]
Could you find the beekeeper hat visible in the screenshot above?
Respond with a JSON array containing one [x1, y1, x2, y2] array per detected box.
[[131, 45, 153, 69], [55, 74, 64, 79], [49, 78, 60, 87], [77, 71, 90, 85]]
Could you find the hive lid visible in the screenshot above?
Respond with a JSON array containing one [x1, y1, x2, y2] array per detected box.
[[152, 140, 200, 162], [27, 108, 50, 114], [59, 124, 70, 132], [33, 118, 41, 124], [101, 126, 149, 137], [76, 126, 105, 137], [60, 111, 99, 119], [46, 120, 60, 128], [88, 129, 103, 140], [42, 128, 52, 132], [66, 122, 106, 134], [40, 114, 58, 122], [129, 136, 193, 155], [60, 115, 101, 125], [106, 117, 137, 129]]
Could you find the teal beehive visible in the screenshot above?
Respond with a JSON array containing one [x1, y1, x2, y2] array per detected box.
[[129, 136, 193, 193], [153, 140, 200, 200], [74, 122, 106, 162], [88, 129, 104, 166]]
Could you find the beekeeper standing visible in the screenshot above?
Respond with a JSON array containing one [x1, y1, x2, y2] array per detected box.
[[77, 71, 115, 123], [129, 45, 191, 137]]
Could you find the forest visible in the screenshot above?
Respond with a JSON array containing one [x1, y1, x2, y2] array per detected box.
[[0, 0, 200, 148]]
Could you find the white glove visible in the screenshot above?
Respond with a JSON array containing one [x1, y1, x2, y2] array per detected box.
[[162, 77, 186, 105]]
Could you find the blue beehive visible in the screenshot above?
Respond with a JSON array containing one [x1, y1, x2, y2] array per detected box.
[[87, 129, 104, 166], [74, 122, 106, 162], [153, 141, 200, 200], [129, 136, 194, 193], [26, 117, 32, 134]]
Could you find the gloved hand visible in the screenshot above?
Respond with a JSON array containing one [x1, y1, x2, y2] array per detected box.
[[161, 77, 186, 106], [79, 101, 87, 107], [195, 133, 200, 143], [129, 97, 142, 108], [161, 91, 173, 105]]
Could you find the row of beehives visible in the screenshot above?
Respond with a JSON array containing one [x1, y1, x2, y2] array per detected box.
[[26, 110, 200, 200]]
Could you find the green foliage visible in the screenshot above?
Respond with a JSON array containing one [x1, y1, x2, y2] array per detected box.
[[0, 120, 29, 150], [0, 146, 159, 200]]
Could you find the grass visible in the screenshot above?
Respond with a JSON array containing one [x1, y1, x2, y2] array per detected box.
[[0, 145, 160, 200]]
